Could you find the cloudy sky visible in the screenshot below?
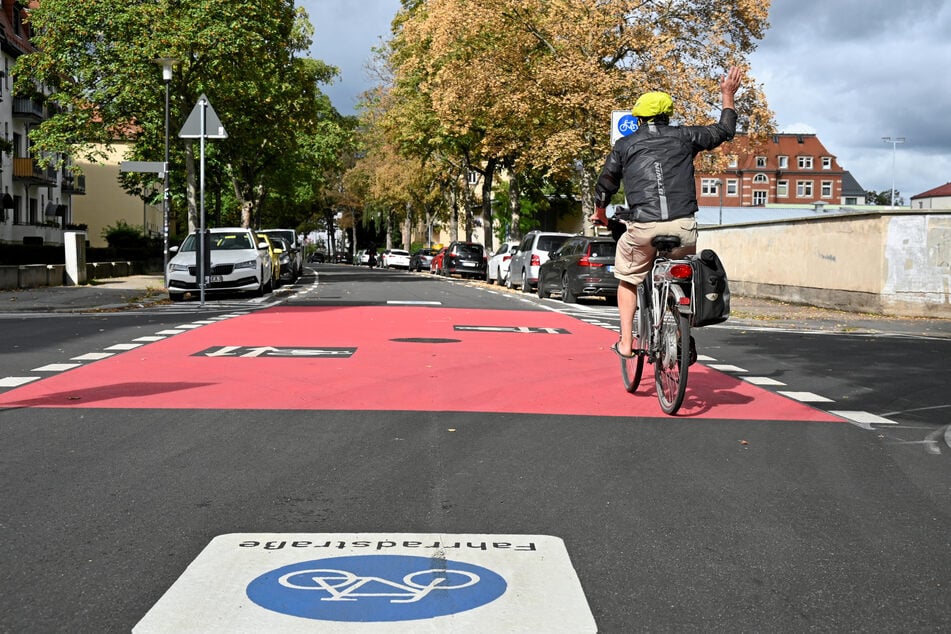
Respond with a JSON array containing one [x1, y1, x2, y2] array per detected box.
[[300, 0, 951, 201]]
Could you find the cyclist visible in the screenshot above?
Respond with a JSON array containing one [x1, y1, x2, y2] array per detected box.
[[591, 67, 743, 359]]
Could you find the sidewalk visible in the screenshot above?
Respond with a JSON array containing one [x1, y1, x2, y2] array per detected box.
[[2, 272, 950, 338], [0, 274, 169, 313]]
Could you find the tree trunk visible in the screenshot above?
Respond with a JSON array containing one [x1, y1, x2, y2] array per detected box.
[[185, 140, 198, 233], [449, 185, 459, 243], [508, 171, 520, 241], [385, 211, 393, 249], [581, 167, 597, 236], [404, 201, 412, 251], [232, 177, 253, 229], [481, 158, 497, 252]]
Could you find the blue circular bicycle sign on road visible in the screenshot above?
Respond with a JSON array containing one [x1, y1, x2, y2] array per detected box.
[[246, 554, 507, 622]]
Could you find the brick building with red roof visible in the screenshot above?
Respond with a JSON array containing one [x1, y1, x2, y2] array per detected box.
[[694, 132, 865, 207]]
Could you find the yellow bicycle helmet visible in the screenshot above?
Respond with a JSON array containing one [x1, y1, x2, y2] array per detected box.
[[631, 91, 673, 119]]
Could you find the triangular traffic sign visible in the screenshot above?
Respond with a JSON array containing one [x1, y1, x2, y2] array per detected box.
[[178, 93, 228, 139]]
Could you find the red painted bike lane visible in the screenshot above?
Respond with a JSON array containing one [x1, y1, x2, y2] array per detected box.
[[0, 305, 840, 421]]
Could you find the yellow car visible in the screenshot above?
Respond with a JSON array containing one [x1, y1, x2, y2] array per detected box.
[[256, 233, 282, 289]]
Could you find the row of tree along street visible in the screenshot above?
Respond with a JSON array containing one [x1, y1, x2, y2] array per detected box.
[[18, 0, 773, 256]]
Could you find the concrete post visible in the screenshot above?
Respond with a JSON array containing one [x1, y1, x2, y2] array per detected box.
[[64, 231, 87, 286]]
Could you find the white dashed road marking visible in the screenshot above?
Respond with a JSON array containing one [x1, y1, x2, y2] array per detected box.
[[0, 377, 40, 387], [0, 313, 251, 390], [777, 391, 834, 403], [743, 376, 786, 386]]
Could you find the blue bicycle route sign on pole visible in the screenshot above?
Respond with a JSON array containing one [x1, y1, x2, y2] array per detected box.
[[611, 110, 638, 145], [134, 533, 597, 633]]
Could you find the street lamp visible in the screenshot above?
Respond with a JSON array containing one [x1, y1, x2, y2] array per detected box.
[[881, 136, 905, 208], [718, 178, 724, 225], [154, 57, 177, 283]]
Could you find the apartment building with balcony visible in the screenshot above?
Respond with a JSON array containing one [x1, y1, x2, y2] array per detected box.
[[695, 132, 866, 208], [0, 0, 85, 247]]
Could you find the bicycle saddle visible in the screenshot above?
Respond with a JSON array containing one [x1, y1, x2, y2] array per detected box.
[[651, 235, 681, 252]]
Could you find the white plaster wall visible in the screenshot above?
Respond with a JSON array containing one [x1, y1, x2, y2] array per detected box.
[[699, 211, 951, 317]]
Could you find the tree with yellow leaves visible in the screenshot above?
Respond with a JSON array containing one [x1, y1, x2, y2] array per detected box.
[[384, 0, 773, 239]]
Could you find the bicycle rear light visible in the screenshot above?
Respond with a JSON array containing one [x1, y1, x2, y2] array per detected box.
[[669, 263, 693, 280]]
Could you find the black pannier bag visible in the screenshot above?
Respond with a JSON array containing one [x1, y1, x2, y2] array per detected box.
[[689, 249, 730, 327]]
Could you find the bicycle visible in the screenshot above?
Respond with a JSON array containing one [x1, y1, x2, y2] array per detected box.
[[618, 234, 695, 415]]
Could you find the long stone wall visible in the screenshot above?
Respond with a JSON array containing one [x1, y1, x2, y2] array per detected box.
[[698, 210, 951, 318], [0, 261, 143, 290]]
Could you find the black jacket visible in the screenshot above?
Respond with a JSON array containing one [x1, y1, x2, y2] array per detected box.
[[595, 109, 737, 222]]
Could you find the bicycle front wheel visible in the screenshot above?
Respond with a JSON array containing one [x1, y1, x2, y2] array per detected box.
[[654, 292, 690, 414], [621, 348, 644, 393]]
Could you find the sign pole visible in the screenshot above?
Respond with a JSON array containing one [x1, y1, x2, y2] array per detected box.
[[199, 97, 207, 306], [178, 93, 227, 306]]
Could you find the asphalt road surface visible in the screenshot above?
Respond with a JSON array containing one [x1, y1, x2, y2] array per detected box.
[[1, 265, 949, 633]]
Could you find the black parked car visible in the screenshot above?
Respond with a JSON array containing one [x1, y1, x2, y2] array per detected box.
[[437, 241, 486, 279], [409, 248, 437, 272], [537, 236, 618, 303]]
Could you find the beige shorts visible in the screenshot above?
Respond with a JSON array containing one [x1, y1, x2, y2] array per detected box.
[[614, 216, 697, 285]]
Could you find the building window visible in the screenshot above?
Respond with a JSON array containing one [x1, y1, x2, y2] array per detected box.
[[726, 179, 738, 196], [467, 170, 480, 185], [821, 181, 833, 198], [700, 179, 720, 196], [752, 191, 767, 206], [753, 173, 768, 184], [798, 156, 814, 169], [727, 156, 738, 168], [822, 157, 833, 170], [796, 180, 813, 197], [777, 180, 789, 197], [778, 155, 789, 169], [755, 156, 767, 168]]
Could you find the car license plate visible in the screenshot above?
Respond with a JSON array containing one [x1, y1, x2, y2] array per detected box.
[[607, 265, 614, 272], [207, 275, 223, 283], [462, 262, 476, 267]]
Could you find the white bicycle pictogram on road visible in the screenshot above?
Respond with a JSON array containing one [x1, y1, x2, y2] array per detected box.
[[278, 568, 481, 604]]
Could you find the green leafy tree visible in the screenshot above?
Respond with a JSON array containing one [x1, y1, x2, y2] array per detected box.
[[866, 189, 904, 206], [16, 0, 342, 234]]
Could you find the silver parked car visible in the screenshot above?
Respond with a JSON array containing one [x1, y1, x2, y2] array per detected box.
[[507, 230, 573, 292], [167, 227, 273, 301], [486, 240, 519, 285], [261, 229, 302, 280]]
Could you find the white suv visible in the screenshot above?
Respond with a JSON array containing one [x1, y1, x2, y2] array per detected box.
[[507, 231, 573, 292]]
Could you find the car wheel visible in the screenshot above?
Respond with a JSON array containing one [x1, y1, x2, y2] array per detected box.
[[537, 278, 550, 299], [521, 269, 532, 293], [169, 292, 185, 302], [561, 274, 577, 303]]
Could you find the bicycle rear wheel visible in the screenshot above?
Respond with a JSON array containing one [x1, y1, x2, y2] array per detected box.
[[621, 290, 648, 392], [654, 290, 690, 414]]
